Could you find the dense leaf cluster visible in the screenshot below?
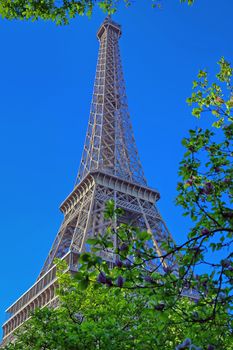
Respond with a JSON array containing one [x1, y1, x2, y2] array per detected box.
[[0, 0, 194, 25], [176, 58, 233, 316], [3, 258, 231, 349], [2, 54, 232, 350], [3, 58, 233, 350]]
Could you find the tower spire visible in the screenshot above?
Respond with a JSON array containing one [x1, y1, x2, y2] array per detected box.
[[77, 17, 146, 186]]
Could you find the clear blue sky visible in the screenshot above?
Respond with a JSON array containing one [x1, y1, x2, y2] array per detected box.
[[0, 0, 233, 337]]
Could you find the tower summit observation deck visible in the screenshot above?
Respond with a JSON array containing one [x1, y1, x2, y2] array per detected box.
[[2, 16, 173, 344]]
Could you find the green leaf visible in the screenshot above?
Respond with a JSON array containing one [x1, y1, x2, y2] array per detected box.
[[79, 278, 89, 290]]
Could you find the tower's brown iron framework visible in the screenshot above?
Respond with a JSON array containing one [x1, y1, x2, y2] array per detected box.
[[2, 17, 173, 344]]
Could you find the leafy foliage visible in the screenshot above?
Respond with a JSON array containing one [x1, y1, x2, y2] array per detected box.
[[176, 58, 233, 314], [2, 59, 232, 350], [3, 258, 231, 350], [0, 0, 194, 25]]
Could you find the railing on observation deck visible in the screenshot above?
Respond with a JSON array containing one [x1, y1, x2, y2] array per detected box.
[[4, 251, 78, 323]]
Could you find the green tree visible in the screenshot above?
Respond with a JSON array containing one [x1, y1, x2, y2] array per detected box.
[[176, 57, 233, 305], [3, 259, 231, 350], [0, 0, 194, 25], [3, 58, 233, 350]]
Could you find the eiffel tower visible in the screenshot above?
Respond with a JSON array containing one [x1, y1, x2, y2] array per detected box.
[[2, 16, 173, 344]]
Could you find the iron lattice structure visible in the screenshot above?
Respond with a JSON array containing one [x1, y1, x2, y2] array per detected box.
[[2, 17, 174, 345], [77, 17, 146, 187]]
